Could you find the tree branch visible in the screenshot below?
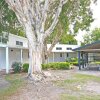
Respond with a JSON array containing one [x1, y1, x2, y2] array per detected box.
[[44, 0, 68, 39], [40, 0, 49, 33]]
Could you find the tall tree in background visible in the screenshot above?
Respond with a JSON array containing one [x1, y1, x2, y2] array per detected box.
[[4, 0, 95, 79], [0, 0, 24, 36], [82, 28, 100, 45]]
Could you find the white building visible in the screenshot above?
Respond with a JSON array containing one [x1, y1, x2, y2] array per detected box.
[[0, 34, 79, 73]]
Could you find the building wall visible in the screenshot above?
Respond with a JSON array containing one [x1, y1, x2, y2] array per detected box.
[[0, 47, 29, 70], [23, 49, 29, 63], [48, 52, 77, 63], [0, 48, 6, 70], [8, 34, 28, 48], [9, 48, 21, 68]]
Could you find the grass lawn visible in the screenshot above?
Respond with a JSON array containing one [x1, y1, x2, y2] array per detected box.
[[0, 74, 25, 100], [54, 73, 100, 100], [1, 71, 100, 100]]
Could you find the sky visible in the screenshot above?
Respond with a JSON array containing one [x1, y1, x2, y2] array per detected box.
[[75, 0, 100, 45]]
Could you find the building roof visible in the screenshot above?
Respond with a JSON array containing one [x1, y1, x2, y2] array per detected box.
[[73, 40, 100, 53]]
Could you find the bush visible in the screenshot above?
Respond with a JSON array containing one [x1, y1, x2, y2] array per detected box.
[[70, 61, 78, 66], [23, 63, 29, 72], [90, 62, 100, 64], [42, 62, 70, 70], [66, 57, 78, 62], [12, 62, 22, 73], [22, 62, 70, 72]]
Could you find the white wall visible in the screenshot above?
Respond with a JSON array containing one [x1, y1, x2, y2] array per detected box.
[[23, 49, 29, 63], [9, 48, 29, 68], [9, 48, 21, 68], [47, 44, 79, 52], [8, 34, 28, 48], [0, 48, 6, 70], [48, 52, 78, 63], [54, 53, 65, 62]]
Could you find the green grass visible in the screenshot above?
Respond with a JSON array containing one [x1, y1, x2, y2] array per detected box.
[[0, 74, 25, 100], [60, 94, 100, 100], [54, 73, 100, 100]]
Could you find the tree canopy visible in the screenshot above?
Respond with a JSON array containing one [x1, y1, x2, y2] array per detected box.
[[0, 0, 94, 42], [0, 0, 24, 36], [82, 28, 100, 45]]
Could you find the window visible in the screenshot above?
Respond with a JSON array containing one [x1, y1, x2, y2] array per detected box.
[[16, 41, 19, 45], [16, 41, 23, 46], [20, 42, 23, 46], [56, 47, 62, 50], [66, 48, 72, 50]]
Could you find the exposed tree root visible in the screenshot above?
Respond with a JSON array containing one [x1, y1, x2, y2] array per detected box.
[[27, 71, 52, 83]]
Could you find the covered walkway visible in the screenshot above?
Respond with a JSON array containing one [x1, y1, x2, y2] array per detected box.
[[73, 40, 100, 70]]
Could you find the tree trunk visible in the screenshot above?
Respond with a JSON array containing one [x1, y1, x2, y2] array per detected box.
[[28, 43, 43, 76], [42, 41, 48, 64], [24, 23, 43, 76]]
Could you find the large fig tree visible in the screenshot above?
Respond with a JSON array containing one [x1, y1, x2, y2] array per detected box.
[[4, 0, 95, 77]]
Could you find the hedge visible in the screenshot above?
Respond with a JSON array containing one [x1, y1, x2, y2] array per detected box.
[[70, 61, 78, 66], [22, 62, 70, 72], [23, 63, 29, 72], [42, 62, 70, 70]]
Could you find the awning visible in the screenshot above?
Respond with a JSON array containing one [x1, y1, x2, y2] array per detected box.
[[73, 40, 100, 53]]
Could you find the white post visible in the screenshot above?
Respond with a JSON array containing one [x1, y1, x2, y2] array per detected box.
[[64, 53, 66, 62], [53, 52, 54, 62], [21, 49, 23, 63], [6, 47, 9, 74]]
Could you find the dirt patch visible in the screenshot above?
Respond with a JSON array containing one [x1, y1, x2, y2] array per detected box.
[[6, 70, 74, 100], [84, 81, 100, 94], [4, 69, 100, 100]]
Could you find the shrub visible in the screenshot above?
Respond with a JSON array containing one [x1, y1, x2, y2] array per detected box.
[[42, 62, 70, 70], [22, 62, 70, 72], [70, 61, 78, 66], [23, 63, 29, 72], [12, 62, 22, 73], [90, 62, 100, 64], [66, 57, 78, 62]]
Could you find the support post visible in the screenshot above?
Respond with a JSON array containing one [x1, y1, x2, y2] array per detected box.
[[21, 49, 23, 63], [81, 52, 84, 68], [6, 47, 9, 74], [53, 52, 54, 62], [78, 51, 81, 70]]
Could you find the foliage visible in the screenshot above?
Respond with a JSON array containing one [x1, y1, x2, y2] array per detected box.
[[66, 57, 78, 66], [42, 62, 70, 70], [12, 62, 22, 73], [0, 0, 25, 36], [91, 28, 100, 41], [66, 57, 78, 62], [47, 0, 93, 44], [70, 62, 78, 66], [66, 57, 84, 66], [60, 34, 77, 44], [90, 61, 100, 64], [23, 63, 29, 72], [22, 62, 70, 72], [82, 28, 100, 45]]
